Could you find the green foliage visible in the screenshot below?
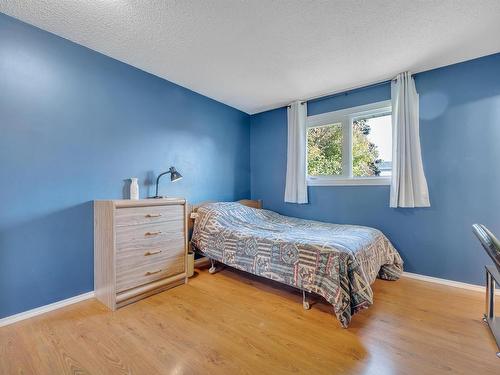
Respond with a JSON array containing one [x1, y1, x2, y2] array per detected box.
[[352, 120, 381, 176], [307, 124, 342, 176], [307, 119, 381, 177]]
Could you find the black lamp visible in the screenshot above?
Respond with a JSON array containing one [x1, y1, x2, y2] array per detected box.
[[151, 166, 183, 198]]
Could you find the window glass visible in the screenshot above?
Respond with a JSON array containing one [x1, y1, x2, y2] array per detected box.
[[307, 123, 342, 176], [352, 114, 392, 177]]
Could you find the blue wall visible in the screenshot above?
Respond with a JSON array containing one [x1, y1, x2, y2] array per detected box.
[[2, 10, 499, 319], [0, 14, 250, 318], [251, 53, 500, 285]]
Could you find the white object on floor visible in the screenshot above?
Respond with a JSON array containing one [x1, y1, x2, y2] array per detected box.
[[187, 252, 195, 278]]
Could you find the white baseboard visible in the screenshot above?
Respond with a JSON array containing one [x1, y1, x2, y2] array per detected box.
[[0, 291, 95, 328], [402, 271, 500, 295]]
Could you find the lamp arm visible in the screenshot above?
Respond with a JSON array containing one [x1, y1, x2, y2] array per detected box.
[[155, 171, 171, 197]]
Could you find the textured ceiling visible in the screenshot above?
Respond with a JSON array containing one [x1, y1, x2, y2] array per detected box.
[[1, 1, 500, 114]]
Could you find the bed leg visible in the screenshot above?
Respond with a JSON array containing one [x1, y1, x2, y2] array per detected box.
[[209, 259, 217, 274], [302, 290, 310, 310]]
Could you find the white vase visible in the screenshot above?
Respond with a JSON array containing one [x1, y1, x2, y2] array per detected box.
[[130, 178, 139, 200]]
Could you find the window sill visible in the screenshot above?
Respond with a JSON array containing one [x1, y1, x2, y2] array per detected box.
[[307, 177, 391, 186]]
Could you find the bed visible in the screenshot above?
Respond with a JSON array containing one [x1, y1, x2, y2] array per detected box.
[[190, 200, 403, 328]]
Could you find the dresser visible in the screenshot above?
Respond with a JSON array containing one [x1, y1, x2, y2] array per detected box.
[[94, 198, 188, 310]]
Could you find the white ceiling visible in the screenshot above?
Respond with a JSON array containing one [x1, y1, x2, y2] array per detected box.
[[1, 1, 500, 114]]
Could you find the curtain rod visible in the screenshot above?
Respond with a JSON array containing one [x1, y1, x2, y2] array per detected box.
[[287, 78, 396, 108]]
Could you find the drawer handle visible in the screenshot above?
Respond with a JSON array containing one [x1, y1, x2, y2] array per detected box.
[[145, 231, 162, 236], [145, 269, 162, 276], [144, 250, 162, 256], [145, 213, 162, 218]]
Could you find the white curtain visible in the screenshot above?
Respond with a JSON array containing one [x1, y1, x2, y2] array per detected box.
[[284, 101, 308, 204], [390, 72, 430, 208]]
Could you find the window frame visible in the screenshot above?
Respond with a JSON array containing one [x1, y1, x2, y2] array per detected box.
[[306, 100, 392, 186]]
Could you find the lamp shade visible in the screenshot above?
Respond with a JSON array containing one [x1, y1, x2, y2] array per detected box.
[[169, 167, 183, 182]]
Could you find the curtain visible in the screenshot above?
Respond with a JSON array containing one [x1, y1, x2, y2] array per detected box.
[[284, 101, 308, 204], [390, 72, 430, 208]]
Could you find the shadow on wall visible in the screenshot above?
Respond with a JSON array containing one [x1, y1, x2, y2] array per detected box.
[[0, 202, 94, 318], [121, 171, 170, 199], [122, 179, 131, 199]]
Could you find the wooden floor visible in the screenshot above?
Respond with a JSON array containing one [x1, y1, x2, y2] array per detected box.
[[1, 266, 499, 375]]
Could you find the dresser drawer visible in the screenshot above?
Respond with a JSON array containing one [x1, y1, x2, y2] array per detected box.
[[116, 236, 185, 272], [115, 205, 184, 227], [116, 254, 185, 293], [115, 221, 183, 252]]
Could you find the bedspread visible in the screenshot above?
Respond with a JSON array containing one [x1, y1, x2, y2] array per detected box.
[[191, 202, 403, 327]]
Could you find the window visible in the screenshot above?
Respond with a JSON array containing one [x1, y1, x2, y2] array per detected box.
[[307, 101, 392, 186]]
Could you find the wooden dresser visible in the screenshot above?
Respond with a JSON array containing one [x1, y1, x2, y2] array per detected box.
[[94, 198, 187, 310]]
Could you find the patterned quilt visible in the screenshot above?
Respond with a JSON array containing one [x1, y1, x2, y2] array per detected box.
[[191, 202, 403, 327]]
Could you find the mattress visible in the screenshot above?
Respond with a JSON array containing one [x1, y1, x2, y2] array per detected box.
[[191, 202, 403, 327]]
